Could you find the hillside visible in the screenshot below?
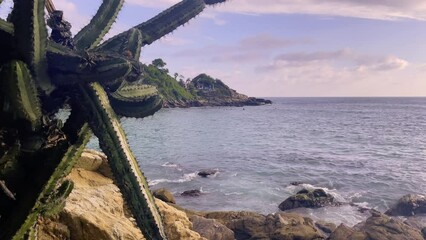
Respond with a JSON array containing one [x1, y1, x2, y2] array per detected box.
[[142, 59, 271, 107]]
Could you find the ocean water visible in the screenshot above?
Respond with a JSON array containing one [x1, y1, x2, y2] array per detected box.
[[90, 97, 426, 226]]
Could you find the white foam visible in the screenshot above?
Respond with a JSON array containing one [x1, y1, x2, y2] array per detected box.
[[148, 172, 198, 186]]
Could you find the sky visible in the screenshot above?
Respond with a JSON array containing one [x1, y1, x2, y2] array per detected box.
[[1, 0, 426, 97]]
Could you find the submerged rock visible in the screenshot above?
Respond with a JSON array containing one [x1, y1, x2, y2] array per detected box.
[[278, 188, 339, 211], [182, 189, 203, 197], [385, 194, 426, 216], [153, 188, 176, 204], [198, 169, 218, 177]]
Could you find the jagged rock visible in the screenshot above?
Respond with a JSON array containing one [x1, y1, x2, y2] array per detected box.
[[278, 188, 339, 211], [42, 168, 146, 240], [182, 189, 203, 197], [153, 188, 176, 204], [204, 211, 325, 240], [328, 224, 356, 240], [328, 210, 424, 240], [190, 215, 234, 240], [155, 199, 206, 240], [315, 220, 336, 234], [198, 169, 218, 177], [385, 194, 426, 216]]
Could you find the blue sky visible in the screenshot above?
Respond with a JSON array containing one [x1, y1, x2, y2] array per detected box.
[[1, 0, 426, 97]]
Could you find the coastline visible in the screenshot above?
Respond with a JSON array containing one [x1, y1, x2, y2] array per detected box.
[[38, 150, 426, 240]]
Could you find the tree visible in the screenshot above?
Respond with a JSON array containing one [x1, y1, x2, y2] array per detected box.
[[152, 58, 166, 69]]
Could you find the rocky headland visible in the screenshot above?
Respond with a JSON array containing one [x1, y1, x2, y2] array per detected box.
[[142, 61, 271, 108], [38, 150, 426, 240]]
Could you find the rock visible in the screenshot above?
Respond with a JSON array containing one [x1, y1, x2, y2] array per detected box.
[[153, 188, 176, 204], [155, 199, 206, 240], [328, 210, 424, 240], [74, 149, 106, 171], [328, 224, 356, 240], [422, 227, 426, 239], [38, 149, 206, 240], [182, 189, 203, 197], [198, 169, 218, 177], [190, 215, 234, 240], [54, 168, 145, 240], [290, 181, 304, 186], [270, 213, 325, 240], [204, 211, 324, 240], [278, 188, 339, 211], [315, 220, 336, 234], [385, 194, 426, 216]]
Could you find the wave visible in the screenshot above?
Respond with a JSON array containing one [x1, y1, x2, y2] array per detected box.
[[161, 162, 183, 171], [149, 172, 198, 186]]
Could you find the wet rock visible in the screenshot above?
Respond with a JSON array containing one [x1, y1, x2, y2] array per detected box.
[[290, 181, 305, 186], [315, 220, 336, 234], [204, 211, 325, 240], [198, 169, 218, 177], [153, 188, 176, 204], [422, 227, 426, 239], [278, 188, 339, 211], [385, 194, 426, 216], [182, 189, 203, 197], [190, 215, 234, 240]]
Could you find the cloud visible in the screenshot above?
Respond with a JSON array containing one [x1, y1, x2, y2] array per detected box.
[[260, 49, 409, 73], [215, 0, 426, 21], [173, 34, 310, 63]]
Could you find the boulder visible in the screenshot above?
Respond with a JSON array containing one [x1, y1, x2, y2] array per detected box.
[[385, 194, 426, 216], [328, 210, 424, 240], [198, 169, 218, 177], [74, 149, 106, 171], [278, 188, 339, 211], [204, 211, 325, 240], [190, 215, 234, 240], [182, 189, 203, 197], [153, 188, 176, 204], [155, 199, 206, 240]]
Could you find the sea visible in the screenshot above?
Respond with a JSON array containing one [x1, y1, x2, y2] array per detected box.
[[88, 97, 426, 226]]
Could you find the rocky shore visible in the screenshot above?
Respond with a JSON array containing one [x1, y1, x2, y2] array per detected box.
[[38, 150, 426, 240]]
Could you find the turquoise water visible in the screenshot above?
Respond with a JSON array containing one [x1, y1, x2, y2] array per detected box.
[[89, 97, 426, 225]]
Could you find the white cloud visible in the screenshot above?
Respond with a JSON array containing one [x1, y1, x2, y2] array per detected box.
[[215, 0, 426, 21]]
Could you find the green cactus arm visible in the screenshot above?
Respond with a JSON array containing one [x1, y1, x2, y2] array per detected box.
[[109, 84, 163, 118], [46, 44, 132, 86], [95, 28, 143, 61], [0, 60, 42, 131], [9, 0, 54, 94], [0, 18, 13, 35], [10, 124, 91, 240], [73, 0, 124, 50], [99, 0, 205, 50], [80, 82, 167, 240]]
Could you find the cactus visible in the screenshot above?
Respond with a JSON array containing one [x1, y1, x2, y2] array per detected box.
[[109, 84, 163, 118], [0, 0, 227, 239]]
